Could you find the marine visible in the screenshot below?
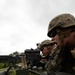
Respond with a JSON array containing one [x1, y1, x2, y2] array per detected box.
[[46, 13, 75, 75]]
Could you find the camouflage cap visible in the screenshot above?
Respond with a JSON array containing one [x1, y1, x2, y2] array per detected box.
[[39, 39, 55, 49], [47, 13, 75, 37]]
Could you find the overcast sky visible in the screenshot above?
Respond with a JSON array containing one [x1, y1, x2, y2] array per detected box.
[[0, 0, 75, 55]]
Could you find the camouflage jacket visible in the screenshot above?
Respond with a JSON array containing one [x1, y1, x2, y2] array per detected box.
[[45, 47, 75, 75]]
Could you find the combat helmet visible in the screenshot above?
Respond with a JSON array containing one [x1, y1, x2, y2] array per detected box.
[[39, 39, 55, 50], [47, 13, 75, 37]]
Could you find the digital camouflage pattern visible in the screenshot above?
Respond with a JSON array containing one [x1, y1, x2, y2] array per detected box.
[[39, 39, 55, 49], [47, 13, 75, 37], [46, 13, 75, 75], [45, 47, 62, 75]]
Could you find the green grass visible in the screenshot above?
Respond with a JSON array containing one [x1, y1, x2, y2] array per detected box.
[[0, 67, 8, 71]]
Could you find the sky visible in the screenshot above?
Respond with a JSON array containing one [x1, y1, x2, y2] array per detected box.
[[0, 0, 75, 55]]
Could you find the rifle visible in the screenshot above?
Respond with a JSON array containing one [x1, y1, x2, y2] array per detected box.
[[0, 49, 43, 75]]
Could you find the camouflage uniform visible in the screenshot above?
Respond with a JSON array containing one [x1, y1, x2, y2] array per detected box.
[[45, 14, 75, 75], [39, 40, 55, 49], [39, 40, 56, 68]]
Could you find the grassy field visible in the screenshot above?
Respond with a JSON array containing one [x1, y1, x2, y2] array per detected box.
[[0, 67, 8, 71]]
